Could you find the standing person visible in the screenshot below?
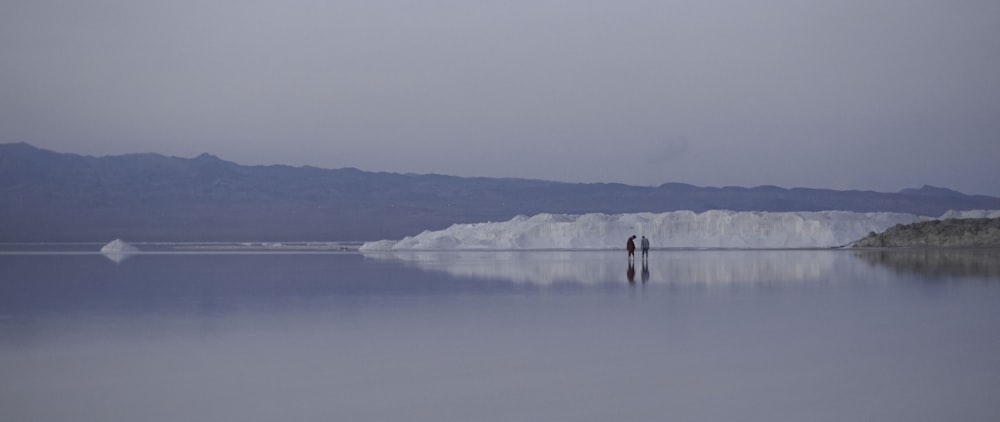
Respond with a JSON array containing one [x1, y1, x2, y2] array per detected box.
[[626, 235, 636, 261], [641, 236, 650, 260]]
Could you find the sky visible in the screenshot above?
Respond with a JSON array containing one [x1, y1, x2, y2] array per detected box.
[[2, 0, 999, 196]]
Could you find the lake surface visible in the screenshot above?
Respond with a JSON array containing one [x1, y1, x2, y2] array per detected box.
[[2, 248, 999, 421]]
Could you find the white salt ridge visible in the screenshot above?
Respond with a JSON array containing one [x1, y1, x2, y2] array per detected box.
[[939, 209, 1000, 219], [359, 210, 997, 251]]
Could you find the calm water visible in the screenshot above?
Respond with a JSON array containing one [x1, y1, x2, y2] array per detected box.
[[1, 248, 999, 421]]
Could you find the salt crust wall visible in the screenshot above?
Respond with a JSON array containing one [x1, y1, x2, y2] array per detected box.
[[361, 210, 1000, 251]]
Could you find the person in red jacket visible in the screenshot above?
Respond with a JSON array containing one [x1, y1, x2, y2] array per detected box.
[[627, 235, 637, 261]]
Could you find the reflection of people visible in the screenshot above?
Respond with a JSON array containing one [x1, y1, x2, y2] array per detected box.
[[627, 261, 636, 283], [627, 235, 636, 260], [641, 260, 649, 283], [641, 236, 650, 260]]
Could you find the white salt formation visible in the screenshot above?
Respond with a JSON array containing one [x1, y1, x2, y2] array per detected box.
[[360, 210, 952, 251], [100, 238, 139, 263], [938, 209, 1000, 219], [101, 238, 140, 253]]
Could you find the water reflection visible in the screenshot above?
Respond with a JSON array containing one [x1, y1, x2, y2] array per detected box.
[[853, 248, 1000, 279], [4, 250, 1000, 421], [362, 250, 843, 285], [101, 250, 135, 264], [0, 253, 511, 319]]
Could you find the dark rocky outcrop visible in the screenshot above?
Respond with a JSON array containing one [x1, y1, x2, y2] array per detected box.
[[853, 218, 1000, 248]]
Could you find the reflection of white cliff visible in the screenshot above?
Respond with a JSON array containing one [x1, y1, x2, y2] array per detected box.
[[361, 210, 936, 250], [362, 250, 844, 285]]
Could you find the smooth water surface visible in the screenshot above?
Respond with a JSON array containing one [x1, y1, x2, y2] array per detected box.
[[2, 249, 999, 421]]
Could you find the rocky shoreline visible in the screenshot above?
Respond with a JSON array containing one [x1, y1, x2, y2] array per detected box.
[[853, 218, 1000, 248]]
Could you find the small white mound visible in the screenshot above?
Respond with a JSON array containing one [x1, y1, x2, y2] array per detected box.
[[101, 238, 139, 253]]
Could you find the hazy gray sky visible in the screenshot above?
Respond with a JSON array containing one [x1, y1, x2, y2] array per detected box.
[[2, 0, 999, 195]]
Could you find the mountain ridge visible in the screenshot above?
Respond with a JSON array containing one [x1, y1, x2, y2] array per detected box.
[[3, 142, 999, 242]]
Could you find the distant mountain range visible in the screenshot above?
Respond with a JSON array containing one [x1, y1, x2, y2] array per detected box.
[[3, 142, 999, 242]]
